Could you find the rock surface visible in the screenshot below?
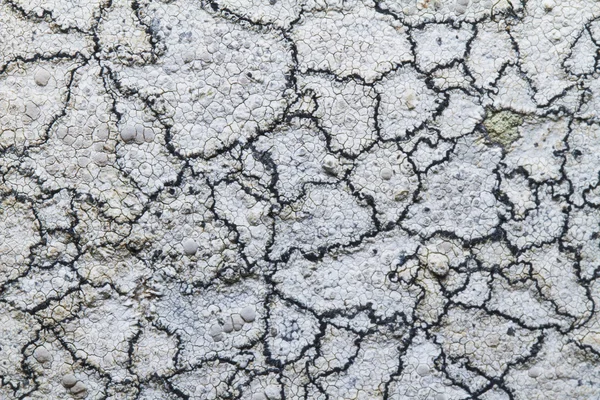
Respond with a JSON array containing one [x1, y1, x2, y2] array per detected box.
[[1, 0, 600, 399]]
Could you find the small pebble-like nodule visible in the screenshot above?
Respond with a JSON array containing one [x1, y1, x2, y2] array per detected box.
[[70, 381, 88, 397], [322, 155, 337, 174], [528, 366, 544, 378], [427, 252, 450, 277], [380, 167, 393, 180], [231, 314, 244, 331], [34, 69, 51, 86], [240, 306, 256, 322], [222, 317, 234, 333], [209, 324, 224, 342], [33, 347, 52, 363], [24, 101, 40, 121], [61, 374, 77, 389], [416, 364, 430, 376], [542, 0, 555, 11], [182, 238, 198, 255], [120, 125, 137, 142], [143, 127, 155, 142]]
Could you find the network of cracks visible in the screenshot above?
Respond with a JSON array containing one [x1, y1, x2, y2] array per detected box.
[[2, 0, 600, 399]]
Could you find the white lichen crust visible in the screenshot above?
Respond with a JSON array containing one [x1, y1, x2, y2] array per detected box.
[[2, 0, 600, 399]]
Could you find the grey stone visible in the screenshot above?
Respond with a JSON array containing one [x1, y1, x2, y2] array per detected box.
[[394, 189, 409, 202], [454, 4, 467, 14]]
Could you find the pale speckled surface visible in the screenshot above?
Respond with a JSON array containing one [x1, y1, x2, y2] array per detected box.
[[2, 0, 600, 399]]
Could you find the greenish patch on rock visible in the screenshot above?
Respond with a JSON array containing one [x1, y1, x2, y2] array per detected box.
[[483, 110, 524, 148]]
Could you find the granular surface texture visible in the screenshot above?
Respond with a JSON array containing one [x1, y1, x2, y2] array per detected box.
[[2, 0, 600, 399]]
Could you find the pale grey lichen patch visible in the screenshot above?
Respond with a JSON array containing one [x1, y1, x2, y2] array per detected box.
[[270, 183, 374, 259], [412, 23, 474, 72], [298, 74, 378, 155], [349, 141, 419, 224], [402, 135, 504, 240], [376, 65, 443, 141], [3, 0, 600, 398], [292, 1, 413, 82]]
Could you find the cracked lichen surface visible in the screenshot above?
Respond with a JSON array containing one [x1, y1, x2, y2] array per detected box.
[[3, 0, 600, 399]]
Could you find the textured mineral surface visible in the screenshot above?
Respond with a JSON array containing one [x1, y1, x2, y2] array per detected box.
[[2, 0, 600, 399]]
